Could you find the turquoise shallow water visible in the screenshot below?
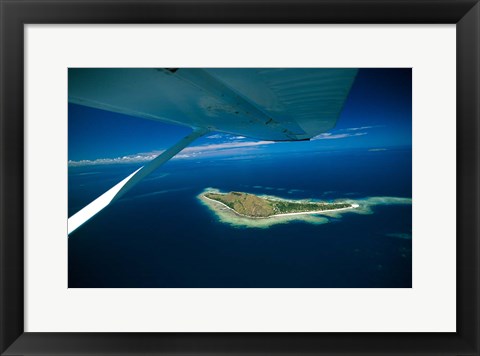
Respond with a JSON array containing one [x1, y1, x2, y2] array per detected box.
[[68, 148, 412, 288]]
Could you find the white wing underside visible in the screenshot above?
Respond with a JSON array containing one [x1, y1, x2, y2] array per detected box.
[[69, 68, 358, 141]]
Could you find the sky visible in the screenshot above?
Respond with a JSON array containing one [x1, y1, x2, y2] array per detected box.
[[68, 68, 411, 166]]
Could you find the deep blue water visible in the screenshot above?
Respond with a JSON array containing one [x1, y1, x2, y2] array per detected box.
[[68, 148, 412, 288]]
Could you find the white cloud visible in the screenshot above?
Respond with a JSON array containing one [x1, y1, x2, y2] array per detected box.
[[342, 125, 384, 131], [311, 132, 367, 140], [208, 134, 246, 141], [184, 140, 272, 153], [69, 140, 274, 167], [345, 126, 374, 131]]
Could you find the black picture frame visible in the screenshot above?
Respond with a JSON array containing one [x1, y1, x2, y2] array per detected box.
[[1, 0, 479, 355]]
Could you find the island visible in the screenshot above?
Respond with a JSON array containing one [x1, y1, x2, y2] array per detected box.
[[203, 191, 359, 219], [198, 188, 412, 228]]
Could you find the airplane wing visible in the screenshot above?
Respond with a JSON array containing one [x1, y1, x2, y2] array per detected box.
[[68, 68, 358, 235], [69, 68, 358, 141]]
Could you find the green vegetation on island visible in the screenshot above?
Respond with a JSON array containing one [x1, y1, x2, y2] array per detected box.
[[204, 191, 354, 218]]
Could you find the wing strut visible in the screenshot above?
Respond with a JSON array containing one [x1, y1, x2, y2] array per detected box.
[[68, 127, 209, 236]]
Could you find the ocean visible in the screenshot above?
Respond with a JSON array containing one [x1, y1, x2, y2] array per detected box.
[[68, 147, 412, 288]]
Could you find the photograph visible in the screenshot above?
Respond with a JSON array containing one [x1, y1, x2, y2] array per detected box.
[[68, 68, 412, 288], [3, 0, 478, 353]]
